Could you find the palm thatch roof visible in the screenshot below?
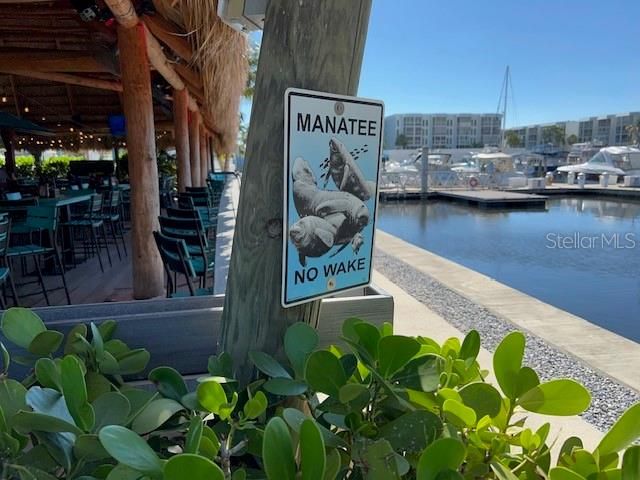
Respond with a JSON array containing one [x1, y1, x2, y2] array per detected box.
[[0, 0, 249, 155]]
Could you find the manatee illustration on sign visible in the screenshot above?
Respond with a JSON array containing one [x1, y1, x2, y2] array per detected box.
[[283, 88, 384, 307]]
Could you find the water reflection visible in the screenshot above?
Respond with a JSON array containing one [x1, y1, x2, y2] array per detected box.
[[377, 197, 640, 342]]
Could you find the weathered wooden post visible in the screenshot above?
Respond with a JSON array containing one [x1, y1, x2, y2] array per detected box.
[[173, 87, 191, 192], [421, 146, 429, 195], [221, 0, 372, 380], [0, 129, 16, 178], [199, 125, 208, 183], [189, 110, 201, 187], [117, 23, 164, 299]]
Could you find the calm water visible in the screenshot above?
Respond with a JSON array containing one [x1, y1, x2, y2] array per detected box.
[[377, 197, 640, 342]]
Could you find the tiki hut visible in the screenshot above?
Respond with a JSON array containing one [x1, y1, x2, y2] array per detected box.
[[0, 0, 249, 299]]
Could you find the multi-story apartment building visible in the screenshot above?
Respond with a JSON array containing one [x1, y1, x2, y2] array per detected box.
[[507, 112, 640, 148], [508, 121, 579, 149], [384, 113, 502, 149]]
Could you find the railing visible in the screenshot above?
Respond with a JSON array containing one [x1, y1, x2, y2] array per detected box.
[[380, 169, 525, 192]]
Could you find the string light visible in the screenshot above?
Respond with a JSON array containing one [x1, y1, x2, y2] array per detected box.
[[41, 116, 46, 121], [1, 96, 6, 103], [24, 106, 29, 113], [69, 127, 74, 132]]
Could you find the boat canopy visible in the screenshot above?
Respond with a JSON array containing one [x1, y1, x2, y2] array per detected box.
[[558, 146, 640, 175]]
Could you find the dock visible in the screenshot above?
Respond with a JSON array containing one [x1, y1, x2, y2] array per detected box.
[[379, 183, 640, 206], [435, 189, 547, 208]]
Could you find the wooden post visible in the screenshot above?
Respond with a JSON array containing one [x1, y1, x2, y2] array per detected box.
[[421, 146, 429, 194], [189, 110, 201, 187], [117, 23, 164, 299], [221, 0, 372, 381], [173, 88, 191, 192], [199, 125, 208, 184], [0, 129, 17, 179]]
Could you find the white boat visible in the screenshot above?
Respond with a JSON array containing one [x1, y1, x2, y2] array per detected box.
[[557, 146, 640, 177], [565, 142, 603, 165], [451, 151, 516, 174]]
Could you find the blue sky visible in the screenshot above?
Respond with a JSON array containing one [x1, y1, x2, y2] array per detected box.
[[357, 0, 639, 127]]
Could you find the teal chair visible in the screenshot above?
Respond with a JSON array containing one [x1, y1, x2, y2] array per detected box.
[[8, 206, 71, 305], [152, 231, 212, 297], [0, 214, 19, 309]]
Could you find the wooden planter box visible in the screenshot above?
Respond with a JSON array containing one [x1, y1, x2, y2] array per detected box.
[[5, 286, 393, 379]]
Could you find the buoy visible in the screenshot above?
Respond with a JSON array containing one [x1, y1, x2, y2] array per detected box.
[[469, 177, 479, 189]]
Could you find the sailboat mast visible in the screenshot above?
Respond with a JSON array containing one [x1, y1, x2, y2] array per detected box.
[[502, 65, 509, 134]]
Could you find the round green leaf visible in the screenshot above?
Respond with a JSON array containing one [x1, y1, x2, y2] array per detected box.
[[243, 391, 267, 420], [338, 384, 369, 404], [263, 417, 296, 480], [352, 322, 381, 361], [184, 416, 203, 454], [597, 403, 640, 456], [300, 419, 325, 480], [459, 330, 480, 361], [196, 381, 227, 415], [378, 335, 421, 378], [35, 358, 61, 390], [458, 382, 502, 418], [28, 331, 64, 356], [493, 331, 525, 399], [443, 398, 477, 427], [116, 349, 150, 375], [1, 308, 46, 349], [284, 323, 318, 378], [304, 350, 347, 397], [131, 398, 184, 434], [249, 351, 291, 379], [98, 425, 163, 475], [417, 437, 466, 480], [377, 410, 442, 454], [394, 355, 442, 392], [263, 378, 308, 396], [164, 453, 224, 480], [148, 367, 188, 402], [63, 324, 87, 355], [518, 379, 590, 416], [92, 391, 131, 431], [516, 367, 540, 397]]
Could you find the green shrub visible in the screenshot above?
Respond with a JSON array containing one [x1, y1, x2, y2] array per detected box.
[[0, 309, 637, 479]]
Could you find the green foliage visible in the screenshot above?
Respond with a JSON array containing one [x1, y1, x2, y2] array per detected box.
[[0, 308, 637, 479], [395, 134, 409, 149], [505, 131, 522, 147]]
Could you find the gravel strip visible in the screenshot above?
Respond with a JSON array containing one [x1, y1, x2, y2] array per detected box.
[[374, 248, 639, 432]]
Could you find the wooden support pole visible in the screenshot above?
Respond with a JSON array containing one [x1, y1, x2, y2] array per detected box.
[[173, 88, 191, 192], [189, 110, 201, 187], [199, 125, 208, 184], [0, 129, 16, 178], [208, 136, 215, 173], [117, 24, 164, 299], [220, 0, 372, 381]]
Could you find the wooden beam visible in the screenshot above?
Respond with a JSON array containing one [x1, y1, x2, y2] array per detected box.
[[188, 109, 201, 187], [174, 63, 204, 99], [142, 13, 192, 62], [173, 87, 191, 192], [8, 75, 20, 117], [116, 23, 164, 299], [0, 69, 123, 92], [220, 0, 373, 381], [0, 49, 118, 74]]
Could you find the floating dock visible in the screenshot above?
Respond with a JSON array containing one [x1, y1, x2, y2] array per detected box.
[[379, 188, 548, 208], [436, 189, 548, 208]]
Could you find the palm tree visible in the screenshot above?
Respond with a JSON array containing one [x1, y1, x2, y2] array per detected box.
[[625, 121, 640, 146]]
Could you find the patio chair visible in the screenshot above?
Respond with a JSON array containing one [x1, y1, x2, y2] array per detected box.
[[0, 214, 19, 308], [152, 231, 211, 297], [100, 189, 127, 260], [158, 215, 214, 288], [61, 194, 112, 272], [8, 206, 71, 305]]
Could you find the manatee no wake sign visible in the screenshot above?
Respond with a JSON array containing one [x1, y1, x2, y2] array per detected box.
[[282, 88, 384, 307]]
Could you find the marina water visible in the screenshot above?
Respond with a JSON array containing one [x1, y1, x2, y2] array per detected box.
[[378, 197, 640, 342]]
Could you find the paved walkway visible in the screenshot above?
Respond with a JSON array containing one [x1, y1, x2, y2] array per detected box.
[[214, 174, 240, 295]]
